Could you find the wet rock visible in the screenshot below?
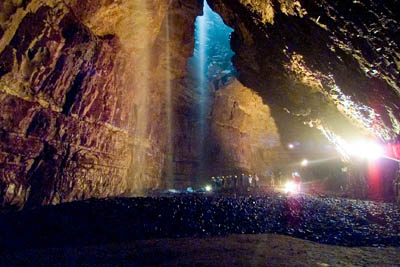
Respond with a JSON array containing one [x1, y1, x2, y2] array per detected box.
[[0, 0, 202, 208], [0, 193, 399, 249]]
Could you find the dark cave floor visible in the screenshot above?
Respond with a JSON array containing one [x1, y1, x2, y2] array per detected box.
[[1, 234, 399, 266], [0, 191, 399, 265]]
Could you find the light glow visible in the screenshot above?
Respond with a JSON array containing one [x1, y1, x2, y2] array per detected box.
[[344, 140, 384, 160], [284, 181, 299, 194], [301, 159, 308, 166], [205, 185, 212, 192]]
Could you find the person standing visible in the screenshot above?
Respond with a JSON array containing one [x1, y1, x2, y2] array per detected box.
[[240, 173, 245, 188], [394, 175, 400, 204], [255, 174, 259, 188]]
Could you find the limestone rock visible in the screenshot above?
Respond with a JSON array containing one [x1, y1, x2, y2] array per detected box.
[[208, 0, 400, 197], [207, 79, 289, 182], [0, 0, 202, 208], [208, 0, 400, 145]]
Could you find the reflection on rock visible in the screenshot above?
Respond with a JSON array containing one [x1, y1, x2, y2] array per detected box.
[[208, 0, 400, 198], [207, 79, 289, 180]]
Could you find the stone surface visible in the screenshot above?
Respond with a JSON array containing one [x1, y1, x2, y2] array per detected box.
[[208, 0, 400, 197], [2, 0, 399, 208], [0, 0, 132, 208], [206, 79, 289, 182], [211, 0, 400, 143], [1, 234, 399, 266], [0, 0, 202, 209], [172, 77, 290, 189], [171, 4, 289, 188]]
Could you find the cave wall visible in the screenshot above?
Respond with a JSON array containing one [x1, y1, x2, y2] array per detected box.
[[207, 0, 400, 198], [208, 0, 400, 145], [171, 3, 290, 188], [0, 0, 202, 208], [4, 0, 398, 206], [206, 79, 289, 183], [172, 76, 290, 189]]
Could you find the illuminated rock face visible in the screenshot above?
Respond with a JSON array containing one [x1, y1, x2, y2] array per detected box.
[[207, 0, 400, 198], [2, 0, 399, 208], [0, 0, 201, 208], [208, 0, 400, 145], [171, 3, 288, 188], [206, 79, 288, 180], [172, 77, 289, 189]]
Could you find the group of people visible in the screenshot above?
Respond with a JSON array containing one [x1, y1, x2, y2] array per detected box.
[[211, 174, 260, 190]]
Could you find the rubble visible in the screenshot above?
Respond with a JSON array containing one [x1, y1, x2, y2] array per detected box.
[[0, 192, 399, 249]]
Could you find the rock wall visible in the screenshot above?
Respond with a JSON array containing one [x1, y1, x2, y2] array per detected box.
[[0, 0, 202, 209], [172, 77, 290, 189], [206, 79, 289, 182], [5, 0, 396, 206], [150, 0, 203, 190], [208, 0, 400, 146], [208, 0, 400, 198]]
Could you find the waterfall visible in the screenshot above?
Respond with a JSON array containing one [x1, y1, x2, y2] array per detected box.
[[190, 0, 235, 186], [165, 12, 174, 189]]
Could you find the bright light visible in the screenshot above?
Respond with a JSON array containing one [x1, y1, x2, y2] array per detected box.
[[284, 181, 299, 194], [288, 143, 294, 149], [344, 140, 384, 160], [205, 185, 212, 192], [301, 159, 308, 166]]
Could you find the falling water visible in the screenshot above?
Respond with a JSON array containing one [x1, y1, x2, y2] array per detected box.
[[191, 0, 235, 184], [197, 2, 207, 104], [196, 0, 208, 146], [193, 0, 210, 185], [165, 12, 174, 189], [129, 0, 152, 194]]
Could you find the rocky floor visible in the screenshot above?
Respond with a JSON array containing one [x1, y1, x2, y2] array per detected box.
[[1, 234, 399, 266], [0, 191, 399, 251]]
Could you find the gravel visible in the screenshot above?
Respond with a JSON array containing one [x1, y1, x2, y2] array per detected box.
[[0, 191, 399, 249]]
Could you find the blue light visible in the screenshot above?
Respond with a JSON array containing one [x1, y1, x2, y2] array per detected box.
[[188, 0, 236, 180], [191, 0, 236, 91]]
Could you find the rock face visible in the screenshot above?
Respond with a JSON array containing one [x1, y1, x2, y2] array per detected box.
[[170, 2, 288, 188], [172, 78, 289, 189], [206, 79, 288, 181], [208, 0, 400, 197], [0, 0, 131, 208], [208, 0, 400, 143], [2, 0, 399, 208], [0, 0, 202, 209]]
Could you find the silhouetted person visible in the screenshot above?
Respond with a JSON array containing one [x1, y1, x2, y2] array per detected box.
[[255, 174, 259, 188], [241, 174, 246, 188], [394, 176, 400, 204]]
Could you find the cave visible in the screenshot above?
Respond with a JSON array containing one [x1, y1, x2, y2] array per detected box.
[[0, 0, 399, 264]]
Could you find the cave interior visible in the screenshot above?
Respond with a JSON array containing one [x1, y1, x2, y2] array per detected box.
[[0, 0, 399, 209]]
